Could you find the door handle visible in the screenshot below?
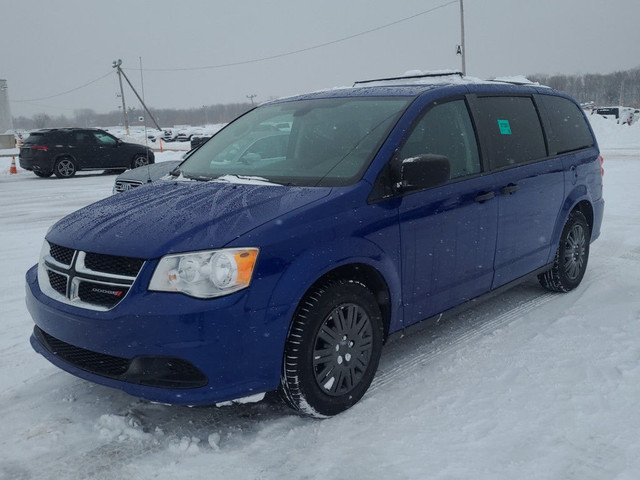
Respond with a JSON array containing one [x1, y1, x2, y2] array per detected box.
[[500, 183, 519, 195], [474, 191, 496, 203]]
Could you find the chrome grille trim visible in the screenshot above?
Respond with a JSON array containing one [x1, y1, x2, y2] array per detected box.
[[38, 243, 145, 311], [114, 180, 143, 193]]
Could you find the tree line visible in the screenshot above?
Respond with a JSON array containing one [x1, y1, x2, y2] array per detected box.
[[529, 67, 640, 107], [13, 102, 253, 130]]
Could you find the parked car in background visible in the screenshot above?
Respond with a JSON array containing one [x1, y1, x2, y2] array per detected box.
[[113, 160, 181, 193], [190, 135, 211, 149], [161, 128, 179, 142], [592, 106, 635, 125], [27, 73, 604, 417], [19, 128, 154, 178]]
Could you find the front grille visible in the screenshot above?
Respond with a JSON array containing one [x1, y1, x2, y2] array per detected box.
[[37, 327, 129, 376], [40, 243, 145, 310], [114, 180, 143, 193], [50, 243, 74, 265], [47, 270, 67, 295], [78, 281, 129, 308], [84, 252, 144, 277]]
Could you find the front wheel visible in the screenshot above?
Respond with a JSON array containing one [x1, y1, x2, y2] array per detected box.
[[53, 157, 77, 178], [281, 279, 384, 418], [539, 211, 590, 292], [34, 170, 53, 178]]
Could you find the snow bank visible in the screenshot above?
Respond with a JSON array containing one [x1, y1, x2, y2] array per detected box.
[[587, 113, 640, 150]]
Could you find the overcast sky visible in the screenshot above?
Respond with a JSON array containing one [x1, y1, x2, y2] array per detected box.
[[2, 0, 639, 119]]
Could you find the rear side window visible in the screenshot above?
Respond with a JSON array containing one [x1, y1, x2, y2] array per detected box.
[[25, 132, 46, 143], [475, 96, 547, 169], [27, 131, 67, 144], [538, 95, 594, 155]]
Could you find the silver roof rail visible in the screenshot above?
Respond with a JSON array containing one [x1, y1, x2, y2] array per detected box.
[[353, 71, 463, 87]]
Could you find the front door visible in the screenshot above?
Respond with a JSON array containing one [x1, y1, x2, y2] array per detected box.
[[397, 99, 498, 325]]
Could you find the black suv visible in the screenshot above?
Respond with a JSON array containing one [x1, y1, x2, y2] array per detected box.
[[19, 128, 155, 178]]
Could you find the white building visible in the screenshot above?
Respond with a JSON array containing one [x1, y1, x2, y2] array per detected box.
[[0, 79, 14, 133]]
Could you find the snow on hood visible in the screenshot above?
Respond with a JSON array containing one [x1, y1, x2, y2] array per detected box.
[[46, 180, 331, 258]]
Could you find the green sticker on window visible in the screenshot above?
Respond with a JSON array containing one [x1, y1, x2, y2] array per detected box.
[[497, 119, 512, 135]]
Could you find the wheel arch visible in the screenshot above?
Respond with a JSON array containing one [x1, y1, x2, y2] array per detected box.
[[294, 263, 393, 342], [573, 199, 594, 234], [549, 186, 595, 262]]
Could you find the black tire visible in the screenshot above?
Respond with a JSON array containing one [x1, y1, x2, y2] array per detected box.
[[34, 170, 53, 178], [539, 211, 590, 292], [53, 157, 77, 178], [281, 279, 384, 418], [131, 154, 151, 169]]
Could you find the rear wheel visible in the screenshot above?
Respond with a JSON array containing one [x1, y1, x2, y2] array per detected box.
[[53, 157, 77, 178], [281, 279, 384, 418], [131, 154, 150, 169], [539, 211, 590, 292]]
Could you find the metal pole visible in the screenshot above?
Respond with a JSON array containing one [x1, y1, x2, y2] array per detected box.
[[203, 105, 208, 125], [460, 0, 466, 76], [113, 60, 130, 135], [118, 67, 163, 131]]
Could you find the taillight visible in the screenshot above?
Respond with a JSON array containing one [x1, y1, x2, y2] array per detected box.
[[30, 145, 49, 152], [599, 155, 604, 177]]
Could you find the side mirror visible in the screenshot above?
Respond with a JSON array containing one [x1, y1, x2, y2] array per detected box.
[[398, 154, 450, 192]]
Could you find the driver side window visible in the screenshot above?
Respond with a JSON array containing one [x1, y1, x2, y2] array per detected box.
[[398, 99, 481, 179]]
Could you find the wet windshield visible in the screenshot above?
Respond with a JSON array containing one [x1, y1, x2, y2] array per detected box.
[[179, 97, 411, 186]]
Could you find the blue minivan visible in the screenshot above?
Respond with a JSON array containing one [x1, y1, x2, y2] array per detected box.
[[26, 73, 604, 417]]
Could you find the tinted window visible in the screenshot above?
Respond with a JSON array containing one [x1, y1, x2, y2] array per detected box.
[[475, 96, 546, 169], [398, 99, 480, 179], [539, 95, 594, 155], [74, 131, 96, 145], [24, 132, 46, 143]]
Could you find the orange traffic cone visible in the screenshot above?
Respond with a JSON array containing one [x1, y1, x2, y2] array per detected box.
[[9, 156, 18, 174]]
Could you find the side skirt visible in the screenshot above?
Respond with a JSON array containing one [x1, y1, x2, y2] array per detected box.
[[386, 263, 553, 345]]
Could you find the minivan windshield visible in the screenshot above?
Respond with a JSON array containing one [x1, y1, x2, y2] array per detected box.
[[179, 97, 411, 186]]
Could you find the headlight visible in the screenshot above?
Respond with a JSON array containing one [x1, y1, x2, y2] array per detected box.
[[148, 248, 259, 298]]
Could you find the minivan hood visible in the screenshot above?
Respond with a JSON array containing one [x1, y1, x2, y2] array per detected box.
[[47, 180, 332, 259]]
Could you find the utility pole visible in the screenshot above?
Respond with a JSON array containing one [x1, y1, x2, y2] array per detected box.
[[113, 59, 130, 135], [112, 60, 163, 131], [246, 94, 257, 106], [459, 0, 466, 76], [202, 105, 209, 125]]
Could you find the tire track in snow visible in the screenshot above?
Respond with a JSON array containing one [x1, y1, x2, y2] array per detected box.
[[370, 264, 612, 393], [370, 290, 559, 393]]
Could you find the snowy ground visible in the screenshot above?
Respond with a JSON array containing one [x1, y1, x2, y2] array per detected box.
[[1, 119, 639, 479]]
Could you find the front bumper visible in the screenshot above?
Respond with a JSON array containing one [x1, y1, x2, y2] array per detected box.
[[26, 265, 289, 405]]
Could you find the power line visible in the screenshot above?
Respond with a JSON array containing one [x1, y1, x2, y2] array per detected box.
[[12, 70, 114, 103], [9, 1, 458, 106], [139, 1, 458, 72]]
